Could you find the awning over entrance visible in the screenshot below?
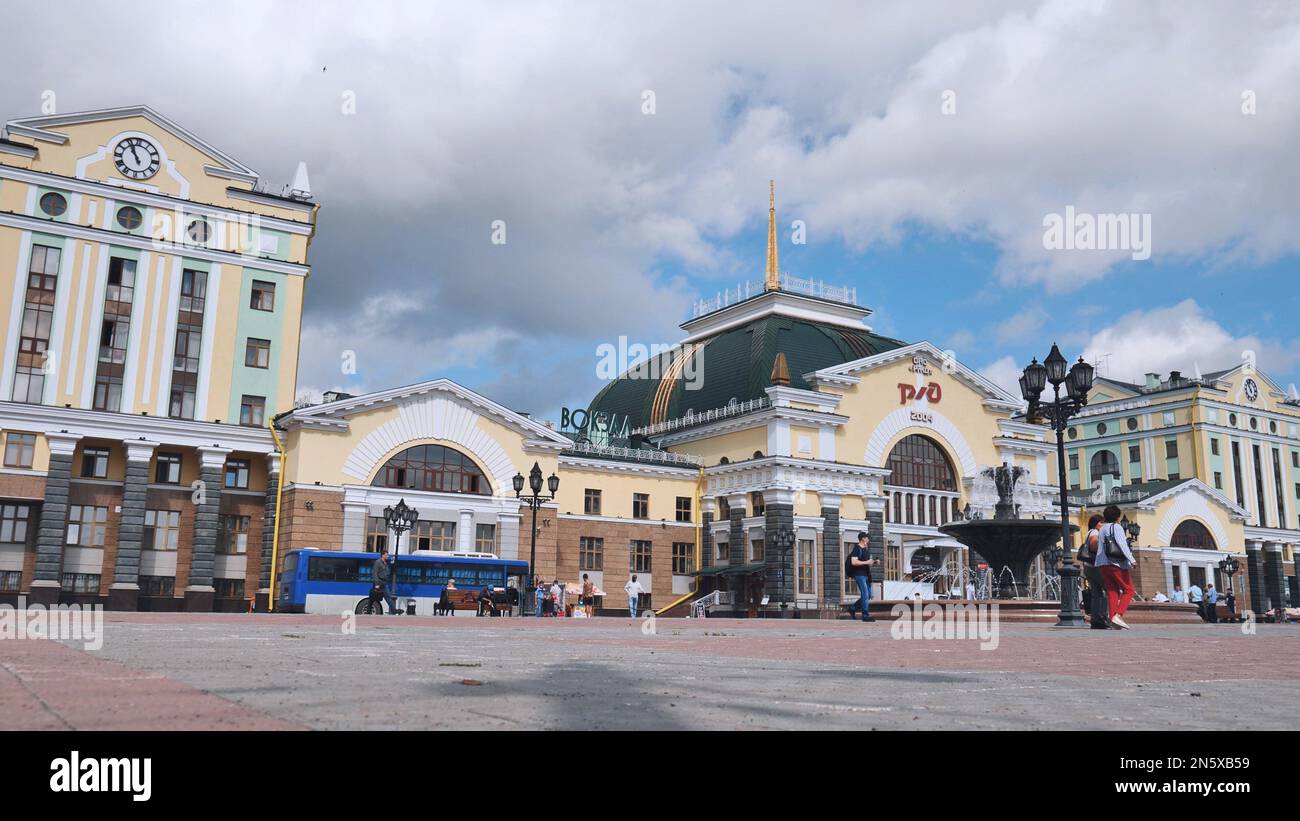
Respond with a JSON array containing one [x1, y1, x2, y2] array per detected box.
[[693, 566, 727, 577], [719, 562, 766, 576]]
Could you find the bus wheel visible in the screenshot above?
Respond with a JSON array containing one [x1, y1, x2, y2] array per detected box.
[[356, 598, 382, 615]]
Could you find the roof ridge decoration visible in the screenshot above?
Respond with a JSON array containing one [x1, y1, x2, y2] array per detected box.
[[4, 104, 258, 179], [280, 377, 573, 445], [809, 340, 1022, 407]]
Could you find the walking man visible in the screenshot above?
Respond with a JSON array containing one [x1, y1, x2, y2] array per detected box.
[[845, 531, 880, 622], [534, 578, 546, 618], [1204, 583, 1218, 623], [625, 574, 645, 619], [372, 546, 397, 615]]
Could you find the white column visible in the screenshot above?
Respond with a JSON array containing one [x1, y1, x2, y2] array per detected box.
[[341, 501, 369, 552], [1162, 559, 1175, 596], [497, 509, 522, 561], [457, 509, 475, 552], [1178, 562, 1190, 591]]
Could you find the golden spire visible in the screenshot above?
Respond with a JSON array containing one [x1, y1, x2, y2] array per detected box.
[[765, 179, 779, 291]]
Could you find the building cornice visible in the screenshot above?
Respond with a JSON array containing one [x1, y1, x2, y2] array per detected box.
[[0, 402, 275, 454], [656, 406, 846, 448], [0, 164, 314, 233], [0, 211, 310, 277], [557, 455, 699, 480]]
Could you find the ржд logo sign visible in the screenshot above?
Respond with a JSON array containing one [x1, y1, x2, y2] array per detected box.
[[899, 382, 941, 404]]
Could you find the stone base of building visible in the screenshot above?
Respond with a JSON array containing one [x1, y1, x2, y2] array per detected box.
[[184, 586, 215, 612], [27, 581, 60, 607], [106, 583, 140, 611]]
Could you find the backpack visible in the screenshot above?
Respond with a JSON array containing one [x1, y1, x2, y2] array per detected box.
[[1101, 524, 1125, 561], [845, 548, 863, 578]]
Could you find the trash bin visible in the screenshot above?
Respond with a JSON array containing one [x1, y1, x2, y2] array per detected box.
[[406, 599, 416, 616]]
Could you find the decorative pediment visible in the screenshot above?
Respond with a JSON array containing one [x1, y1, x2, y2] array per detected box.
[[807, 341, 1022, 410]]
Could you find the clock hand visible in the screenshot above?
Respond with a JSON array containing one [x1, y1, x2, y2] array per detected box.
[[132, 145, 143, 164]]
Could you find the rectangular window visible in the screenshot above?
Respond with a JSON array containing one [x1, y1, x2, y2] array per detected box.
[[1293, 452, 1299, 469], [250, 280, 275, 311], [142, 509, 181, 551], [0, 570, 21, 592], [92, 257, 136, 412], [60, 573, 101, 594], [65, 505, 108, 547], [675, 496, 692, 523], [1165, 439, 1179, 459], [475, 523, 496, 552], [630, 540, 652, 573], [750, 538, 765, 563], [239, 395, 266, 427], [80, 447, 110, 479], [716, 541, 729, 562], [717, 497, 730, 520], [750, 492, 766, 516], [1231, 442, 1245, 506], [1162, 411, 1176, 426], [1210, 438, 1220, 456], [632, 493, 649, 519], [3, 433, 36, 468], [671, 542, 692, 575], [579, 536, 603, 571], [364, 517, 388, 553], [583, 488, 601, 515], [214, 578, 245, 598], [1068, 453, 1079, 470], [1252, 444, 1267, 527], [168, 268, 207, 420], [217, 514, 250, 554], [12, 244, 61, 404], [139, 575, 175, 596], [154, 452, 182, 484], [224, 459, 250, 489], [797, 538, 816, 595], [1214, 472, 1223, 490], [1128, 445, 1140, 463], [245, 338, 271, 369], [0, 504, 31, 544], [408, 520, 455, 551], [1273, 447, 1286, 529]]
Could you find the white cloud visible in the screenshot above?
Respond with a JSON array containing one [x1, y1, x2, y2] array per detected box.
[[1081, 299, 1299, 385], [980, 355, 1027, 401]]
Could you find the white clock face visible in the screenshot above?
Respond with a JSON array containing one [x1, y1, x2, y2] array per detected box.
[[113, 137, 161, 180], [1244, 378, 1259, 402]]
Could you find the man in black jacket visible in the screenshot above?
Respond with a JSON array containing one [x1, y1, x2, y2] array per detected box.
[[372, 546, 397, 615]]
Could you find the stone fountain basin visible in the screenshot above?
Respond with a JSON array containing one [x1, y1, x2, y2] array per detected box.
[[938, 519, 1078, 597]]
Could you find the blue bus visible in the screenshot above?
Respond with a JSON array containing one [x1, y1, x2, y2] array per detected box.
[[278, 548, 529, 615]]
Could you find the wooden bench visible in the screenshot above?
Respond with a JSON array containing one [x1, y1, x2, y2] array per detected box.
[[438, 589, 511, 616]]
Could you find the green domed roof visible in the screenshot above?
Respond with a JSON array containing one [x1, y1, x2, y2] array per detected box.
[[590, 314, 906, 431]]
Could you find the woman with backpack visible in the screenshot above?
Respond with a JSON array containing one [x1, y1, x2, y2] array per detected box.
[[1077, 513, 1110, 629], [1095, 504, 1137, 629]]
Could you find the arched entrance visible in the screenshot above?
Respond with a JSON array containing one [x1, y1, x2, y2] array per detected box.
[[1170, 519, 1216, 550], [883, 434, 963, 596]]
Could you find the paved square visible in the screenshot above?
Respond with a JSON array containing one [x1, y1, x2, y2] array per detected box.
[[3, 613, 1297, 730]]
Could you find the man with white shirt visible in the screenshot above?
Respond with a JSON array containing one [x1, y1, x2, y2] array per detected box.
[[625, 574, 645, 619], [1187, 582, 1204, 619], [1170, 585, 1186, 603], [1152, 591, 1170, 603]]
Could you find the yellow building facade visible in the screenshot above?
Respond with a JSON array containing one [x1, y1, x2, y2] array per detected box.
[[0, 106, 316, 610]]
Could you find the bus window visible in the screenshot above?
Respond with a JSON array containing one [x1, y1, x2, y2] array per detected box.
[[308, 557, 361, 582], [283, 554, 299, 576]]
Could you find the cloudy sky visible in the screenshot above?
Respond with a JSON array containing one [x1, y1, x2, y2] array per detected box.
[[6, 0, 1299, 417]]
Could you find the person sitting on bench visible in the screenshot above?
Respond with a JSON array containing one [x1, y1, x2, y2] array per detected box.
[[477, 585, 497, 617]]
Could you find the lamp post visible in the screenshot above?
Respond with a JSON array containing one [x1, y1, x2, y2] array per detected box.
[[1218, 554, 1240, 604], [383, 498, 419, 615], [513, 461, 559, 616], [771, 526, 796, 618], [1019, 342, 1094, 628]]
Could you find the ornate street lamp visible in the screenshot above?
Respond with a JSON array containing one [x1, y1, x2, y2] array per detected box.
[[770, 526, 796, 618], [1021, 343, 1095, 628], [1218, 555, 1240, 596], [383, 498, 419, 614], [513, 461, 559, 615]]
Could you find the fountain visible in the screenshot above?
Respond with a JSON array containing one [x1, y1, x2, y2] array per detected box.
[[938, 462, 1076, 599]]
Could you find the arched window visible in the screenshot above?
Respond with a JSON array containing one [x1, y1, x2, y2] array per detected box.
[[1090, 450, 1120, 479], [371, 444, 489, 495], [1171, 519, 1216, 550], [887, 434, 957, 491]]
